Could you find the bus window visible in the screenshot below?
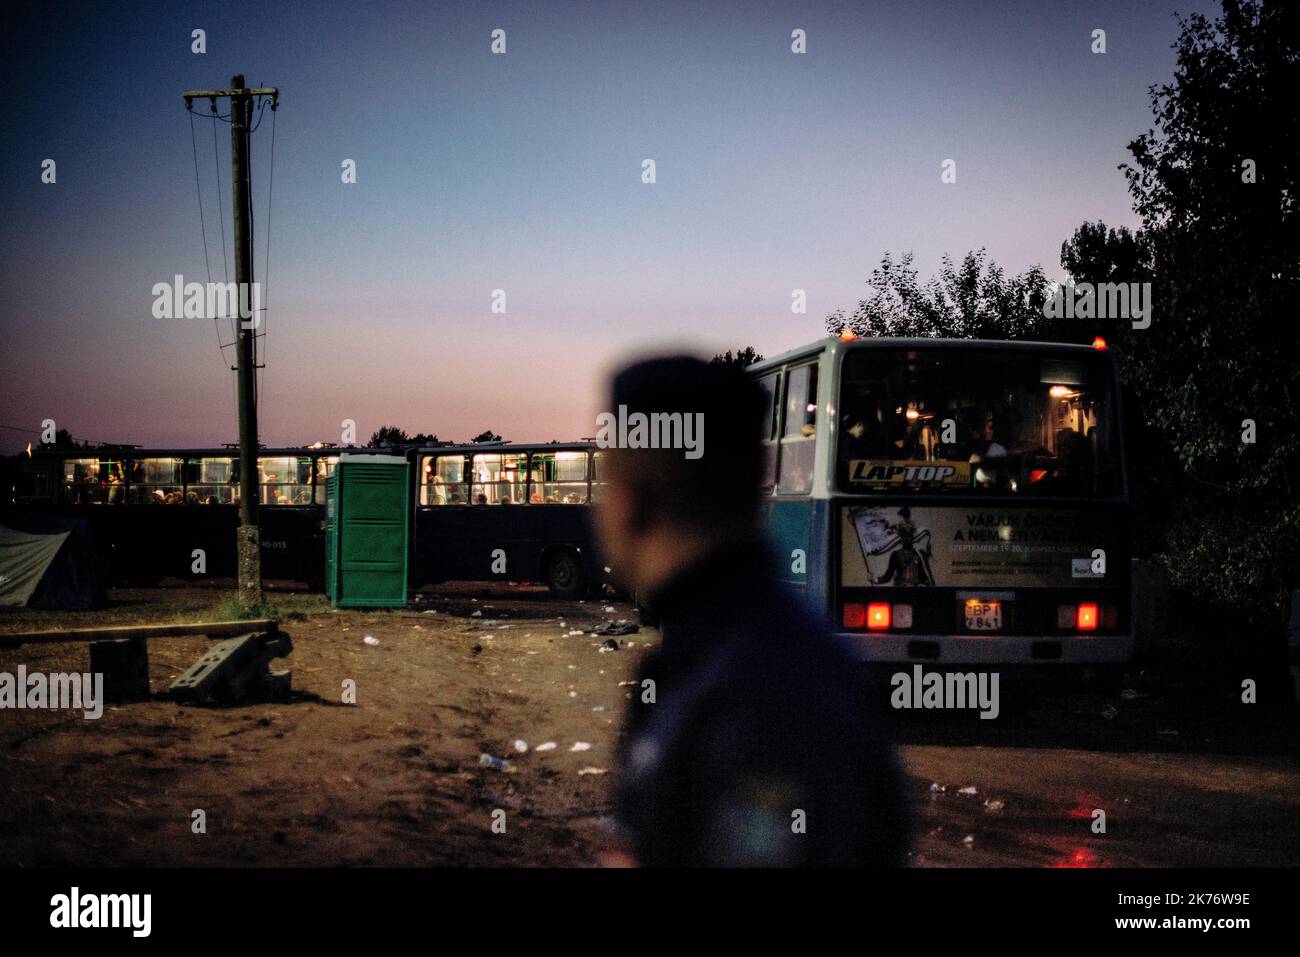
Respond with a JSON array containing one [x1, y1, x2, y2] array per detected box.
[[776, 363, 817, 494], [63, 458, 126, 505], [184, 457, 235, 504], [128, 457, 185, 504], [529, 450, 589, 504], [259, 456, 313, 505], [313, 456, 339, 504], [471, 453, 527, 504], [837, 348, 1119, 496], [756, 371, 780, 493], [15, 460, 55, 504], [590, 451, 606, 503], [422, 454, 467, 505]]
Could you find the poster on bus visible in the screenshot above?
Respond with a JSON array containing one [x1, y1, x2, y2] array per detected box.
[[840, 504, 1113, 589]]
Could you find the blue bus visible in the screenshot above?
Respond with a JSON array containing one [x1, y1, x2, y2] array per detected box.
[[748, 336, 1132, 671]]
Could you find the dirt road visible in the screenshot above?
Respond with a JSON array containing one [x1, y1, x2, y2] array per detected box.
[[2, 584, 1296, 867]]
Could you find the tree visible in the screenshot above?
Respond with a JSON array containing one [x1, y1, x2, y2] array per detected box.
[[825, 250, 1050, 341], [1106, 0, 1300, 634], [711, 347, 764, 368], [471, 430, 503, 444], [37, 428, 80, 451], [367, 425, 410, 448]]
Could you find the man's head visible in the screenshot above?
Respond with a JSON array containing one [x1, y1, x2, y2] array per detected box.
[[595, 356, 766, 594]]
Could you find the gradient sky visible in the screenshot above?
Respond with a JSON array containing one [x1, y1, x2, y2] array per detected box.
[[0, 0, 1218, 454]]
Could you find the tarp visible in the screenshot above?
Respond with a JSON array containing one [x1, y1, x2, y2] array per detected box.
[[0, 511, 107, 610]]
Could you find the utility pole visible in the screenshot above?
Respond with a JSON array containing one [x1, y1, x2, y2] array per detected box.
[[184, 76, 278, 612]]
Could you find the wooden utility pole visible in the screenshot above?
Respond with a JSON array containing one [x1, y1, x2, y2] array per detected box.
[[183, 76, 278, 611]]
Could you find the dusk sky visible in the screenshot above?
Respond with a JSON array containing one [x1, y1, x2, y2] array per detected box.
[[0, 0, 1216, 454]]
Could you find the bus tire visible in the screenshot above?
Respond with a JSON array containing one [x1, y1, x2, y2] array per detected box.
[[543, 548, 585, 599]]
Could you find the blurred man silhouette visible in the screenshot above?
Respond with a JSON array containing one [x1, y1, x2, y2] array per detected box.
[[596, 356, 909, 867]]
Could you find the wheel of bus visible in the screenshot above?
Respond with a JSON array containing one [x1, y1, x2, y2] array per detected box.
[[543, 548, 586, 599]]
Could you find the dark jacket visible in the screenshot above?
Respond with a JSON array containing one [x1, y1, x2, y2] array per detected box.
[[615, 541, 910, 866]]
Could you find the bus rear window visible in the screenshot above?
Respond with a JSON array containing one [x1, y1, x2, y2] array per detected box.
[[838, 348, 1120, 497]]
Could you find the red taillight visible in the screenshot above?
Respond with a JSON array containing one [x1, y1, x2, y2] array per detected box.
[[1092, 336, 1108, 350], [843, 603, 867, 628], [867, 603, 891, 630], [1076, 602, 1099, 631]]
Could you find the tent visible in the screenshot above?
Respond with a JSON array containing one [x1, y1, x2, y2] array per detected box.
[[0, 511, 107, 610]]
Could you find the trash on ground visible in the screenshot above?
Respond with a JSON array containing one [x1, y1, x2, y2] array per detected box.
[[598, 638, 620, 652], [592, 620, 639, 637], [958, 786, 978, 795], [1100, 703, 1119, 720], [571, 741, 591, 752], [478, 753, 515, 773], [984, 799, 1005, 812], [534, 741, 558, 752], [578, 767, 607, 776], [363, 636, 380, 646], [513, 739, 528, 753]]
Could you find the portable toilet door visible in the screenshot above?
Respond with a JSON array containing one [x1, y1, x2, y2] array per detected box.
[[329, 453, 410, 607], [324, 472, 339, 603]]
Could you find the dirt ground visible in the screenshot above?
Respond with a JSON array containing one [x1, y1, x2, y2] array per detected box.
[[2, 582, 1297, 867], [0, 583, 647, 866]]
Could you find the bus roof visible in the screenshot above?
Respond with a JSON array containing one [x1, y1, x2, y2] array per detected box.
[[407, 441, 596, 457], [749, 336, 1111, 374], [24, 446, 344, 459]]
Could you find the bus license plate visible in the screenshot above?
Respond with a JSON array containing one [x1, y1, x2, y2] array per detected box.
[[964, 600, 1002, 631]]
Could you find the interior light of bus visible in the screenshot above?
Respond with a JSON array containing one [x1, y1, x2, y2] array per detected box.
[[867, 603, 891, 630], [1076, 602, 1099, 631], [1048, 385, 1071, 398], [905, 408, 920, 420], [892, 603, 913, 628], [842, 603, 867, 628], [1092, 337, 1108, 350]]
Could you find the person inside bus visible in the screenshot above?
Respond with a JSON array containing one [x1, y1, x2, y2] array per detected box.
[[595, 355, 909, 868]]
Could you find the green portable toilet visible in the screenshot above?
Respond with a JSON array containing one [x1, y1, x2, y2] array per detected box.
[[325, 453, 411, 607]]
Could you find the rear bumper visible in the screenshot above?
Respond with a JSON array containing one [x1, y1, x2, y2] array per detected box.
[[833, 631, 1133, 665]]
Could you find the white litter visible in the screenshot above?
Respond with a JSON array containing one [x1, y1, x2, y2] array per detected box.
[[363, 636, 380, 646], [571, 742, 592, 752], [578, 767, 607, 776], [958, 786, 978, 795], [535, 742, 557, 752], [513, 739, 528, 753]]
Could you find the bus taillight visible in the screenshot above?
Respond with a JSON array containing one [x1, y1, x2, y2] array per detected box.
[[843, 603, 867, 628], [1076, 602, 1099, 631], [844, 602, 909, 631]]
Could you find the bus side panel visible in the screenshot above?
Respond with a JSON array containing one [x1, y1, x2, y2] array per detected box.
[[412, 505, 601, 587], [762, 498, 834, 618]]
